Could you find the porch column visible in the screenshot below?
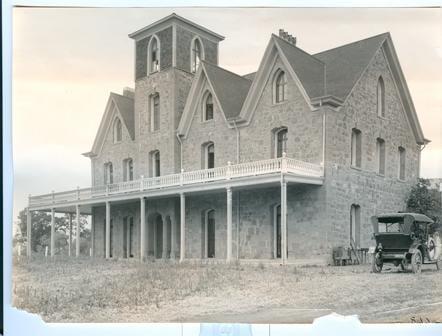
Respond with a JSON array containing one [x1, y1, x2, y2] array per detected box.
[[170, 218, 176, 259], [180, 193, 186, 262], [50, 208, 55, 257], [105, 201, 110, 259], [226, 187, 233, 262], [91, 210, 95, 257], [140, 197, 146, 261], [281, 180, 288, 264], [68, 213, 72, 257], [76, 205, 81, 257], [26, 208, 32, 257]]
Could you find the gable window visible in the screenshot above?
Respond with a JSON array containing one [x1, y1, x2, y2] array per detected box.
[[191, 37, 204, 73], [203, 92, 214, 121], [104, 162, 113, 184], [274, 128, 288, 158], [377, 76, 385, 117], [150, 150, 160, 177], [376, 138, 386, 175], [351, 128, 362, 168], [398, 146, 406, 180], [202, 142, 215, 169], [123, 158, 134, 181], [150, 93, 160, 131], [113, 118, 122, 143], [274, 70, 287, 103], [350, 204, 361, 248], [148, 36, 160, 73]]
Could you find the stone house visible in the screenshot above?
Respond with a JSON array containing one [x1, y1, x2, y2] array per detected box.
[[27, 13, 428, 264]]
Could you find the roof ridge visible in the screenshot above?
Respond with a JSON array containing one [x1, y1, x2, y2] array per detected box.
[[110, 92, 134, 100], [314, 32, 390, 56], [201, 60, 252, 82], [272, 34, 325, 66]]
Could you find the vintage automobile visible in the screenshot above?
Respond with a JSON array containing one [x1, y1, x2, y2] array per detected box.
[[370, 213, 441, 273]]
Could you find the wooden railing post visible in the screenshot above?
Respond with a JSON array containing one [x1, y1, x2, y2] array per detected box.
[[52, 190, 55, 204], [180, 169, 184, 186], [106, 184, 109, 196], [140, 175, 144, 191], [281, 152, 288, 173], [226, 161, 232, 180], [77, 186, 80, 200]]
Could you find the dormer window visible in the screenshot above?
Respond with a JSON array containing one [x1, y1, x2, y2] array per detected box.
[[148, 36, 160, 73], [203, 92, 214, 121], [104, 162, 113, 185], [377, 76, 385, 117], [274, 70, 287, 103], [113, 118, 122, 143], [191, 37, 204, 73]]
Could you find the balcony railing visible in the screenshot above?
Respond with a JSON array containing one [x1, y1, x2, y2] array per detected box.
[[29, 157, 324, 207]]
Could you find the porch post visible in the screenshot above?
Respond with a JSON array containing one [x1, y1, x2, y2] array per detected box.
[[281, 180, 288, 264], [50, 208, 55, 257], [91, 210, 95, 257], [76, 205, 81, 257], [226, 187, 233, 262], [140, 197, 146, 261], [180, 193, 186, 262], [26, 208, 32, 257], [68, 213, 72, 257], [105, 201, 110, 259]]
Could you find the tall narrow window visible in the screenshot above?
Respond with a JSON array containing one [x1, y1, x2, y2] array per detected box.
[[206, 210, 216, 258], [204, 143, 215, 169], [350, 204, 361, 247], [113, 118, 122, 143], [275, 128, 288, 158], [150, 150, 160, 177], [150, 93, 160, 131], [204, 92, 214, 121], [398, 147, 406, 180], [104, 162, 113, 184], [376, 138, 386, 175], [274, 70, 287, 103], [123, 158, 134, 181], [191, 37, 203, 73], [377, 77, 385, 117], [148, 36, 160, 73], [351, 129, 362, 168]]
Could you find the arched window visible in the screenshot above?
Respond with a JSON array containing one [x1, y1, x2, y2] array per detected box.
[[191, 37, 204, 73], [123, 158, 134, 181], [150, 150, 160, 177], [350, 204, 361, 247], [207, 143, 215, 169], [274, 70, 287, 103], [203, 92, 214, 121], [274, 128, 288, 158], [150, 93, 160, 131], [104, 162, 113, 184], [148, 36, 160, 73], [113, 118, 122, 143], [377, 77, 385, 117]]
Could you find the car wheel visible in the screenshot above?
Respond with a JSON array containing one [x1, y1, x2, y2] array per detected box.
[[411, 250, 422, 274], [372, 252, 383, 273]]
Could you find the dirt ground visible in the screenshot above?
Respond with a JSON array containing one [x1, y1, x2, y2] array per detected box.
[[12, 257, 442, 323]]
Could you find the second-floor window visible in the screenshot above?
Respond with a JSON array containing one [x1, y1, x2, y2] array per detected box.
[[398, 146, 406, 180], [150, 150, 160, 177], [104, 162, 113, 184], [274, 70, 287, 103], [191, 37, 203, 73], [275, 128, 288, 158], [204, 92, 214, 121], [113, 117, 122, 143], [148, 36, 160, 73], [123, 158, 134, 181], [351, 128, 362, 168], [202, 142, 215, 169], [150, 93, 160, 131], [376, 138, 386, 175], [377, 76, 385, 118]]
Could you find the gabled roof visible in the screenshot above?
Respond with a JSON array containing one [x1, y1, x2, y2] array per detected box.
[[314, 33, 389, 100], [83, 92, 135, 158], [110, 92, 135, 139], [273, 35, 326, 99], [203, 61, 252, 119]]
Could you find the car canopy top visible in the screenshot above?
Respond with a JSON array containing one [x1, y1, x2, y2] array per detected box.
[[371, 213, 434, 235]]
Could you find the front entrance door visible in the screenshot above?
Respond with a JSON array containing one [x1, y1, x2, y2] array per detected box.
[[207, 210, 215, 258]]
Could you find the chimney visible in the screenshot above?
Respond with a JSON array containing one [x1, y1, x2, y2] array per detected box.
[[279, 29, 285, 38], [123, 87, 134, 99], [278, 29, 297, 46]]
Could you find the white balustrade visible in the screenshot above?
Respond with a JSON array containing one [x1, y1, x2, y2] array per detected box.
[[29, 157, 323, 207]]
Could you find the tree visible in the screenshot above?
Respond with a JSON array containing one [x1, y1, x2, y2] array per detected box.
[[407, 178, 441, 223], [15, 209, 90, 254]]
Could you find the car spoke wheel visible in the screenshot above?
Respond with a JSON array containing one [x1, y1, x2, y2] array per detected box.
[[411, 250, 422, 274], [372, 252, 383, 273]]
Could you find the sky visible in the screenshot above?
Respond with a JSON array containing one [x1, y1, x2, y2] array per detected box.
[[12, 7, 442, 223]]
